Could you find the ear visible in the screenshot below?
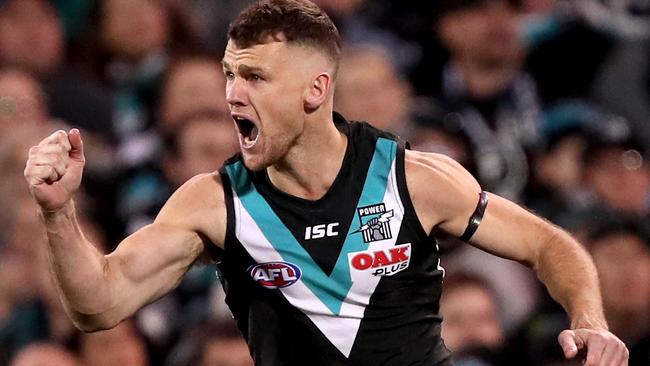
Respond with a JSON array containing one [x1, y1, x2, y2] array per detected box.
[[304, 72, 332, 110]]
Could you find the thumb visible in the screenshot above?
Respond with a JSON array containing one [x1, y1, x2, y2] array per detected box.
[[558, 330, 579, 359], [68, 128, 85, 162]]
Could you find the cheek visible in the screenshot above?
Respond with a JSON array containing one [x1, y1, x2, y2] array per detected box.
[[258, 93, 302, 130]]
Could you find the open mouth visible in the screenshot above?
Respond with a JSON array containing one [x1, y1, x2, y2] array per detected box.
[[234, 116, 259, 148]]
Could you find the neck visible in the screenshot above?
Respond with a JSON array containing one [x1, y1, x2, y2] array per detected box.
[[267, 108, 347, 200], [455, 58, 519, 100]]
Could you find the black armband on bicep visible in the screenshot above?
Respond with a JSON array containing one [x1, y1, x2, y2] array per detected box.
[[459, 191, 489, 242]]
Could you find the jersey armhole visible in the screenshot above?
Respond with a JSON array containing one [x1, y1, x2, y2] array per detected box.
[[204, 169, 236, 263], [395, 143, 430, 241]]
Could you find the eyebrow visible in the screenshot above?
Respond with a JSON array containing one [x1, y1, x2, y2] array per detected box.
[[220, 60, 266, 75]]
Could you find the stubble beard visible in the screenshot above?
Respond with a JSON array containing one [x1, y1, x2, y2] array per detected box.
[[242, 129, 301, 172]]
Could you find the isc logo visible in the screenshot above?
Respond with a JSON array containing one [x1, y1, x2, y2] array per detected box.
[[348, 243, 411, 277], [304, 222, 339, 240], [248, 262, 302, 289]]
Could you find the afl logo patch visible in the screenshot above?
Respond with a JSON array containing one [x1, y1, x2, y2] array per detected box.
[[248, 262, 302, 289]]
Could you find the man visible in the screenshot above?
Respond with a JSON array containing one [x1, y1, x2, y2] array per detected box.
[[588, 220, 650, 366], [23, 0, 628, 365], [433, 0, 541, 201], [440, 272, 504, 355], [10, 343, 79, 366]]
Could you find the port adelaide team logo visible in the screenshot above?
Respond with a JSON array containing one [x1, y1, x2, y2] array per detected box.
[[353, 203, 393, 243], [248, 262, 302, 289]]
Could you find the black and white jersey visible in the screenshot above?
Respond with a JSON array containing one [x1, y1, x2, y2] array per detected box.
[[214, 113, 452, 365]]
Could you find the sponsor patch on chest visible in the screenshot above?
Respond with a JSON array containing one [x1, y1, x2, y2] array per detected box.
[[348, 243, 411, 280]]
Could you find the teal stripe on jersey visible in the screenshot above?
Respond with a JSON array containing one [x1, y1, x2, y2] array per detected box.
[[225, 137, 397, 315], [227, 160, 349, 314], [329, 138, 396, 293]]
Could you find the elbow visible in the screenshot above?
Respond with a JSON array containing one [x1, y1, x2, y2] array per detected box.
[[533, 227, 587, 277], [529, 227, 565, 273], [70, 310, 121, 333]]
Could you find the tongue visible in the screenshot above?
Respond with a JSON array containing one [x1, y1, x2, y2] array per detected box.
[[249, 125, 259, 141]]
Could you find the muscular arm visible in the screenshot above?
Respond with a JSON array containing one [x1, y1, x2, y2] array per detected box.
[[39, 173, 225, 331], [25, 130, 228, 333], [406, 150, 627, 364]]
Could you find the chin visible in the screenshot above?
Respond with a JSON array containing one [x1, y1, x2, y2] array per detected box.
[[241, 153, 271, 172]]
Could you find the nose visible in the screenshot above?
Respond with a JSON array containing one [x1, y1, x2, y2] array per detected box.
[[226, 77, 247, 107]]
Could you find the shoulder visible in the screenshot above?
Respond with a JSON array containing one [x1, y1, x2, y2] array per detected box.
[[155, 172, 227, 247], [404, 150, 482, 236]]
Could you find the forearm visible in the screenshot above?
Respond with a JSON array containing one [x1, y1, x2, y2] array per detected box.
[[535, 229, 608, 330], [39, 201, 116, 328]]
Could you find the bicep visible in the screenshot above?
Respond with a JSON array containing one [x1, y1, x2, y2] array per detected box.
[[408, 151, 549, 265], [100, 174, 222, 318], [104, 222, 204, 316]]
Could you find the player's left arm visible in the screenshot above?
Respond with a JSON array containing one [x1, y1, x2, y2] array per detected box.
[[405, 150, 629, 366]]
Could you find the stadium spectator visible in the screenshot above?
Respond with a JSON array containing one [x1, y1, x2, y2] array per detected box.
[[0, 0, 113, 135], [587, 220, 650, 366], [10, 342, 79, 366], [78, 320, 149, 366], [525, 101, 624, 229], [440, 272, 505, 354], [433, 0, 542, 200], [167, 320, 252, 366], [334, 46, 413, 135], [0, 69, 50, 135], [407, 101, 474, 168], [158, 54, 228, 128], [582, 124, 650, 215], [162, 110, 238, 189], [0, 0, 64, 76], [81, 0, 195, 167], [312, 0, 418, 72]]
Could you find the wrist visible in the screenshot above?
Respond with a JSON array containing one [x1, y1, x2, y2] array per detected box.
[[38, 200, 75, 221], [570, 315, 609, 331]]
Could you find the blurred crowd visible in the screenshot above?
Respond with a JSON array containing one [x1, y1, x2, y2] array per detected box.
[[0, 0, 649, 365]]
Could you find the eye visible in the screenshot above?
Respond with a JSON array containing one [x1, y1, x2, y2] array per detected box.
[[224, 71, 235, 80], [250, 74, 264, 82]]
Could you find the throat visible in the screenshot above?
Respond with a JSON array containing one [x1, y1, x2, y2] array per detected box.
[[267, 130, 348, 201]]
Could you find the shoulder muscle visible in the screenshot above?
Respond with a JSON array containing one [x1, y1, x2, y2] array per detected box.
[[404, 150, 482, 236], [155, 172, 227, 249]]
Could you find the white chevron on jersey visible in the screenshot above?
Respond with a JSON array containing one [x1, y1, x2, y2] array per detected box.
[[231, 158, 405, 357]]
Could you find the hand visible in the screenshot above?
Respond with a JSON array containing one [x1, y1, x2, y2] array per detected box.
[[24, 129, 85, 212], [558, 328, 629, 366]]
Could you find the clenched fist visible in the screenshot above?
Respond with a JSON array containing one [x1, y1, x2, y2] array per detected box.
[[24, 129, 85, 212]]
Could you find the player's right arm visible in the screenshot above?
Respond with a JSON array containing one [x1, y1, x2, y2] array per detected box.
[[24, 129, 226, 332]]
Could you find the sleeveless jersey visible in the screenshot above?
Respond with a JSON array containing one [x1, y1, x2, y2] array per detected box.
[[214, 113, 452, 365]]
